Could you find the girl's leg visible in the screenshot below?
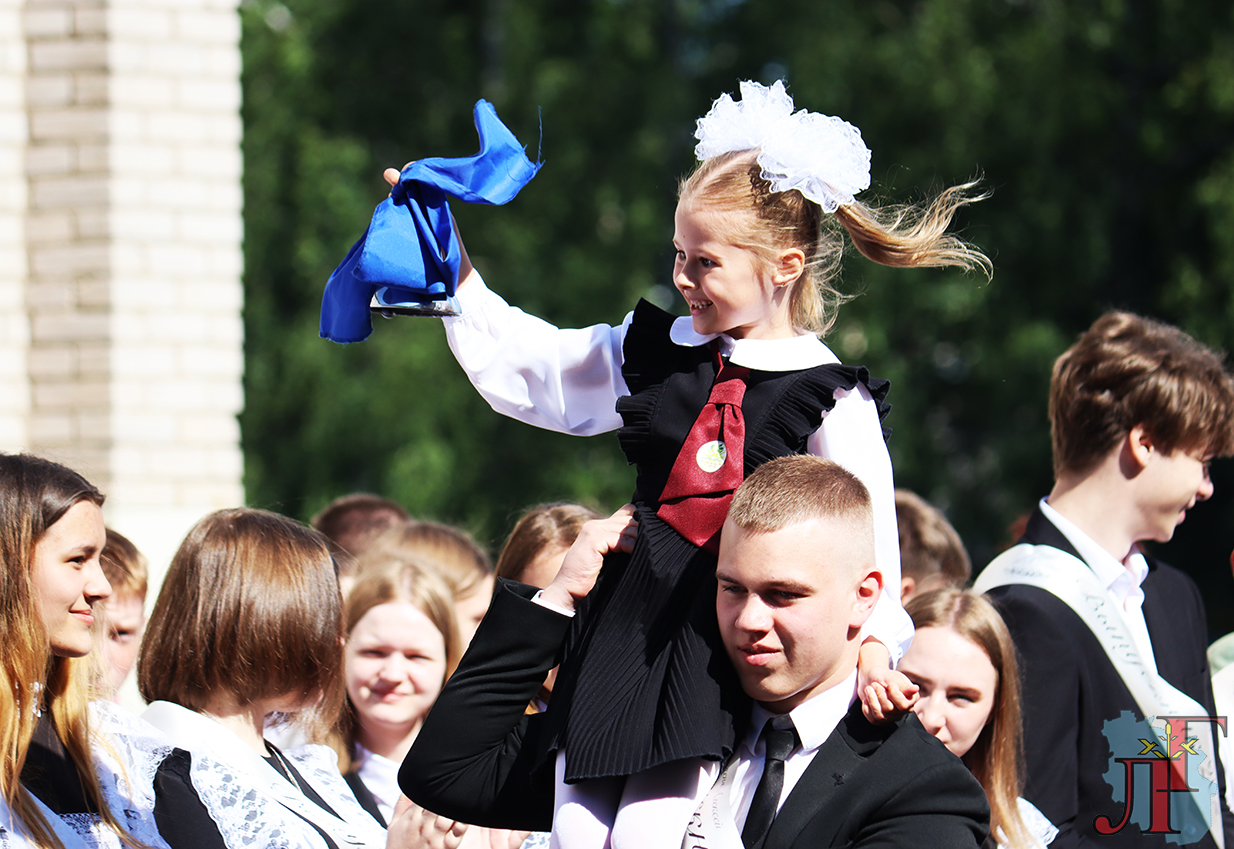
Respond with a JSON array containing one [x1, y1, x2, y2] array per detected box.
[[610, 758, 716, 849], [550, 751, 624, 849]]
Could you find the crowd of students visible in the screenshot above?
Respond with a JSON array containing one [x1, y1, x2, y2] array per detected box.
[[2, 310, 1233, 849], [8, 81, 1234, 849]]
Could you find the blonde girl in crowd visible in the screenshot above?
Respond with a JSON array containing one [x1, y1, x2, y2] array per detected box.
[[368, 520, 494, 651], [899, 588, 1058, 848], [335, 556, 462, 825]]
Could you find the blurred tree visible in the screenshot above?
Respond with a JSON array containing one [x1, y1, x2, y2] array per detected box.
[[240, 0, 1234, 631]]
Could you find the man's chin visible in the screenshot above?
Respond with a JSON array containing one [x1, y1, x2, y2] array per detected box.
[[735, 670, 781, 703]]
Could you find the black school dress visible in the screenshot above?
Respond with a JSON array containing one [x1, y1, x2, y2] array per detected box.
[[542, 300, 890, 783]]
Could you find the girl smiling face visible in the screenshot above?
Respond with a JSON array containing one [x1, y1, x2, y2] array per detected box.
[[672, 203, 799, 342], [31, 500, 110, 658], [345, 601, 448, 757]]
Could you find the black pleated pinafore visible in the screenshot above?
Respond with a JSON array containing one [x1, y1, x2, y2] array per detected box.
[[542, 300, 890, 782]]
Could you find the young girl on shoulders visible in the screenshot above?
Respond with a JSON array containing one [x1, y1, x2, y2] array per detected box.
[[393, 80, 990, 846]]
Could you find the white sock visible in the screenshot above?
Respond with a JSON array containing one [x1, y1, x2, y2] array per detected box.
[[610, 758, 716, 849], [550, 750, 623, 849]]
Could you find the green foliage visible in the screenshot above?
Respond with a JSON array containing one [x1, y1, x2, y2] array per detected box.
[[241, 0, 1234, 628]]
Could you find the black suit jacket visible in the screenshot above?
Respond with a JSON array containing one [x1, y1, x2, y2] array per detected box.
[[983, 506, 1234, 849], [402, 579, 989, 848]]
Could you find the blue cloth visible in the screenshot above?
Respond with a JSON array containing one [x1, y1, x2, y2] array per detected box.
[[320, 99, 541, 343]]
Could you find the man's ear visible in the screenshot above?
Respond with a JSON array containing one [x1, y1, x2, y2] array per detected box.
[[1124, 424, 1156, 473], [772, 248, 806, 287], [850, 568, 883, 628]]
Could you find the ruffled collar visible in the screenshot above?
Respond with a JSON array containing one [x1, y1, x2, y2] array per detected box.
[[668, 317, 840, 372]]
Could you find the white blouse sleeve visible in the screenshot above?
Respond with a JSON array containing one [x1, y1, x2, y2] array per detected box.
[[807, 383, 914, 665], [442, 275, 631, 436]]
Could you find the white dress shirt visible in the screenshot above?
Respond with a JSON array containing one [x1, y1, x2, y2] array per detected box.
[[1039, 498, 1157, 673], [447, 276, 912, 661], [727, 671, 859, 827], [353, 744, 400, 824]]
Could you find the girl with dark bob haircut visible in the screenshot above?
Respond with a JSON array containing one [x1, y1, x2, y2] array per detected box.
[[139, 508, 404, 849]]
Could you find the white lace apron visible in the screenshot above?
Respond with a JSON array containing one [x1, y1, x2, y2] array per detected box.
[[142, 701, 387, 849]]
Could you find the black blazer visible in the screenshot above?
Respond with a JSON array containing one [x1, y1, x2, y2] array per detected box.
[[402, 579, 989, 848], [983, 506, 1234, 849]]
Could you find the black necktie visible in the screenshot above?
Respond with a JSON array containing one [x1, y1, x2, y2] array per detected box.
[[741, 717, 800, 849]]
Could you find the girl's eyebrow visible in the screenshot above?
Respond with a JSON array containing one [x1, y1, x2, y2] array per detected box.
[[949, 686, 983, 700]]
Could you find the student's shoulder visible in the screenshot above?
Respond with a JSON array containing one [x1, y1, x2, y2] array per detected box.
[[842, 712, 990, 843], [841, 706, 977, 781], [982, 579, 1090, 641], [1142, 555, 1205, 606], [878, 712, 973, 769]]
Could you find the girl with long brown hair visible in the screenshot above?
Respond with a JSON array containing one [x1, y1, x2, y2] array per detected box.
[[900, 588, 1057, 848], [0, 453, 167, 849]]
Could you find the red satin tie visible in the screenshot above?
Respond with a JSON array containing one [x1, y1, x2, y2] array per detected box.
[[657, 361, 750, 553]]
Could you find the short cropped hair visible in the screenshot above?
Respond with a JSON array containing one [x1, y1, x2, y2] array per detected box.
[[139, 508, 343, 733], [728, 455, 873, 536], [895, 490, 970, 588], [311, 493, 410, 572], [99, 528, 147, 599], [1051, 312, 1234, 477]]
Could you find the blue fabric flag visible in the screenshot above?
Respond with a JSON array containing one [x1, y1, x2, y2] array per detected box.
[[320, 99, 541, 343]]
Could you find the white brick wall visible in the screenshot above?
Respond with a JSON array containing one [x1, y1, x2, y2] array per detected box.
[[11, 0, 245, 659], [0, 0, 29, 451], [106, 0, 244, 531]]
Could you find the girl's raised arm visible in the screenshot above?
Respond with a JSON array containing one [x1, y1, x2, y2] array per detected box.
[[443, 276, 631, 437], [382, 164, 630, 437]]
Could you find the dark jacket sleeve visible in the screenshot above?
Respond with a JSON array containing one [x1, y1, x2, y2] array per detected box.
[[771, 710, 989, 849], [153, 749, 229, 849], [399, 579, 569, 831]]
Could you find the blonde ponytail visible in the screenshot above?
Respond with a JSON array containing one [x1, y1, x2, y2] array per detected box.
[[680, 152, 991, 336]]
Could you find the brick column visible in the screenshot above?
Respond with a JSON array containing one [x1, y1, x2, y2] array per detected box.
[[20, 0, 244, 615], [0, 0, 29, 450]]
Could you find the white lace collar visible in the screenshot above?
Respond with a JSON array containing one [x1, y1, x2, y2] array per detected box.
[[668, 318, 840, 371], [142, 701, 280, 780], [141, 701, 386, 849], [1, 703, 174, 849]]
